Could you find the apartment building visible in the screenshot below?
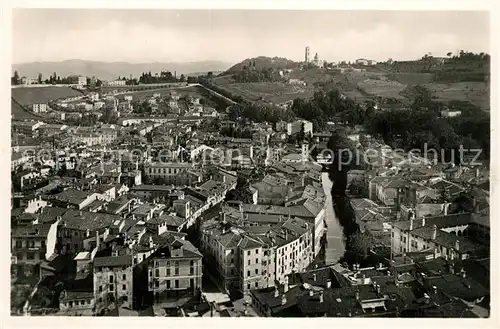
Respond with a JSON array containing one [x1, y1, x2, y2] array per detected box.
[[391, 213, 483, 260], [200, 215, 313, 295], [32, 103, 48, 113], [143, 162, 193, 181], [148, 237, 203, 303], [11, 221, 59, 265], [93, 255, 134, 308]]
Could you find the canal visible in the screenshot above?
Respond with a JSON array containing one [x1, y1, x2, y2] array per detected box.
[[321, 172, 346, 264]]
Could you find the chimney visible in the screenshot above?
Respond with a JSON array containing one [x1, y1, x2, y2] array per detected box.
[[312, 274, 317, 281], [274, 287, 279, 298], [455, 240, 460, 251], [462, 270, 467, 278], [422, 216, 426, 227], [409, 218, 414, 230], [376, 284, 381, 295], [281, 294, 287, 305], [319, 291, 324, 303], [355, 291, 360, 301], [149, 236, 154, 249], [432, 225, 437, 240], [326, 279, 332, 289], [309, 290, 314, 297], [95, 230, 100, 251], [386, 270, 391, 276], [432, 286, 437, 294], [283, 279, 289, 293]]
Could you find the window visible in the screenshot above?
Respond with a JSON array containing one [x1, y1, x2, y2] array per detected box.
[[109, 275, 114, 283], [247, 284, 250, 290], [99, 285, 102, 292], [174, 267, 179, 276], [175, 280, 179, 288], [122, 284, 126, 290], [247, 251, 250, 256], [122, 274, 126, 280], [109, 284, 114, 291], [231, 249, 235, 255], [190, 278, 194, 288], [247, 271, 250, 277], [231, 258, 234, 263], [155, 280, 159, 288], [190, 267, 194, 275], [255, 249, 259, 254], [256, 258, 259, 264], [190, 260, 194, 267], [255, 282, 259, 288], [69, 301, 73, 307], [166, 268, 170, 276], [74, 232, 78, 237], [149, 270, 152, 277], [248, 260, 250, 265], [155, 269, 159, 277], [167, 280, 171, 289], [255, 269, 259, 275], [15, 240, 22, 248]]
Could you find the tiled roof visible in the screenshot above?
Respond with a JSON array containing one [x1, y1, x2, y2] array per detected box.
[[93, 255, 133, 267]]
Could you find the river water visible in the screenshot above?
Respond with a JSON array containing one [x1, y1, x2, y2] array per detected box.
[[321, 172, 346, 264]]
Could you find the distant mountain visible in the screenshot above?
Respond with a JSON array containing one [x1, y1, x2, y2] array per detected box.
[[12, 59, 232, 81], [224, 56, 298, 74]]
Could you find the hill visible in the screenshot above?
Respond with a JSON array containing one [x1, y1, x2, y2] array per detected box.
[[12, 60, 232, 81], [223, 56, 298, 74]]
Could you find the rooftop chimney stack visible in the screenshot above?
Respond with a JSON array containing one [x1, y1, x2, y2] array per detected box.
[[409, 218, 414, 230], [281, 294, 287, 305], [455, 240, 460, 251], [432, 225, 438, 240], [422, 216, 426, 227], [432, 285, 437, 294], [326, 279, 332, 289], [283, 277, 289, 293], [319, 291, 324, 303], [312, 274, 317, 281], [274, 288, 279, 298]]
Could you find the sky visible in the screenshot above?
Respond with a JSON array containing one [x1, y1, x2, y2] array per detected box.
[[12, 9, 490, 65]]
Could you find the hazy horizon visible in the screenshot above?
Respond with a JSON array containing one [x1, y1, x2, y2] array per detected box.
[[13, 9, 490, 65]]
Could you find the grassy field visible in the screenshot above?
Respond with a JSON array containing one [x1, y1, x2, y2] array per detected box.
[[216, 81, 315, 104], [386, 72, 434, 85], [12, 86, 83, 105], [424, 82, 490, 111], [11, 99, 42, 120]]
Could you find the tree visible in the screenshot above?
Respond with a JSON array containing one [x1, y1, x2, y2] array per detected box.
[[11, 71, 20, 85], [348, 232, 375, 261], [179, 74, 186, 82], [447, 52, 453, 57], [348, 180, 369, 197], [37, 73, 43, 84]]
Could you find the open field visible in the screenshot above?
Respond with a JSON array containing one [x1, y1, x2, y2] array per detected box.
[[119, 86, 204, 99], [219, 82, 315, 104], [11, 99, 42, 120], [424, 82, 490, 111], [357, 78, 407, 99], [12, 86, 83, 105], [386, 72, 434, 85]]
